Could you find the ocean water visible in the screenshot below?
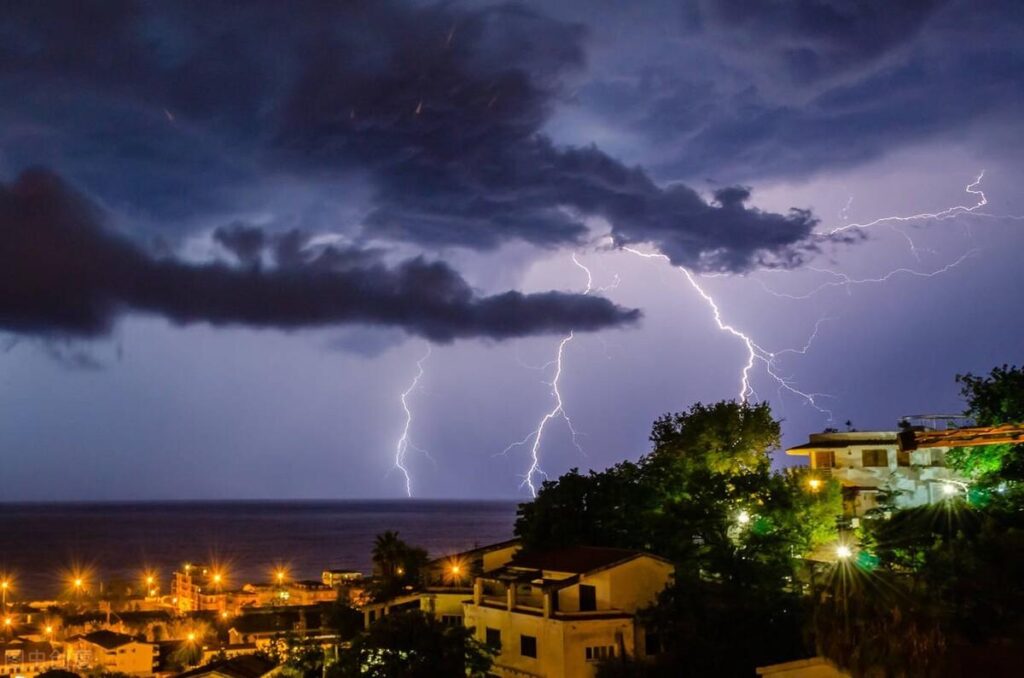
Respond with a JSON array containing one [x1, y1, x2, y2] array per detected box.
[[0, 500, 519, 599]]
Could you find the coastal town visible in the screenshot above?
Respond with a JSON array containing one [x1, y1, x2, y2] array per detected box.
[[1, 413, 1019, 678]]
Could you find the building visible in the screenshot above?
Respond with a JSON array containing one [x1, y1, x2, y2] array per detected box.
[[756, 657, 850, 678], [237, 581, 336, 608], [321, 570, 362, 588], [0, 639, 64, 677], [172, 564, 229, 614], [418, 539, 522, 628], [463, 546, 674, 678], [66, 630, 158, 675], [175, 654, 278, 678], [787, 427, 967, 516]]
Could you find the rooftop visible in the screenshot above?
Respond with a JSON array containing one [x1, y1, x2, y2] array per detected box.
[[508, 546, 666, 575], [176, 654, 277, 678], [75, 630, 144, 650]]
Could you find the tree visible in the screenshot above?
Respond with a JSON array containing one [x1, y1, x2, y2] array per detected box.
[[328, 610, 493, 678], [949, 364, 1024, 483], [516, 400, 843, 674], [370, 531, 429, 601]]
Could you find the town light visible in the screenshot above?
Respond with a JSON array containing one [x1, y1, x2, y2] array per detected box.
[[45, 626, 53, 635], [3, 617, 11, 627], [808, 478, 823, 492], [73, 578, 83, 590], [187, 632, 196, 642], [836, 545, 853, 559], [220, 611, 229, 620], [942, 483, 959, 496], [736, 510, 751, 525], [275, 569, 286, 585]]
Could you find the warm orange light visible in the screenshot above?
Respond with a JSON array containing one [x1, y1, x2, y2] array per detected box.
[[220, 611, 229, 619], [450, 564, 461, 574], [73, 578, 83, 589], [808, 478, 823, 492], [212, 572, 223, 585], [45, 626, 53, 634], [187, 632, 196, 642], [3, 617, 11, 627], [1, 581, 8, 591]]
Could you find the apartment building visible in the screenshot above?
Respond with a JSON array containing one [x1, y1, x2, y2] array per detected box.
[[463, 546, 674, 678]]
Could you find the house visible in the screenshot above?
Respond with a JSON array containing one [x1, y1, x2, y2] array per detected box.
[[0, 639, 65, 677], [174, 654, 278, 678], [463, 546, 674, 678], [787, 427, 966, 516], [418, 539, 522, 628], [66, 630, 158, 675]]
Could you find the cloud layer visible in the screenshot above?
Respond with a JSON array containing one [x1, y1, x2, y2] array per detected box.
[[0, 169, 638, 341], [0, 0, 826, 276]]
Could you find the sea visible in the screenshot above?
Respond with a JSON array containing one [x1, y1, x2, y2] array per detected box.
[[0, 500, 519, 600]]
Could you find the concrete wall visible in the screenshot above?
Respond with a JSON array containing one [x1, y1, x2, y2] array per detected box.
[[463, 604, 633, 678]]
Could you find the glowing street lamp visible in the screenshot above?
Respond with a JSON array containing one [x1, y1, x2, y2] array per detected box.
[[941, 483, 960, 497], [836, 544, 853, 560], [1, 579, 9, 611], [808, 478, 823, 492], [736, 510, 751, 526]]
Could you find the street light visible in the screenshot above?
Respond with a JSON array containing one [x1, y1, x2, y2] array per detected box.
[[808, 478, 823, 492], [736, 510, 751, 526], [836, 544, 853, 560]]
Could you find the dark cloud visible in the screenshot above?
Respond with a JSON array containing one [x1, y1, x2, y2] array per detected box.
[[0, 0, 827, 273], [214, 223, 266, 267], [578, 0, 1024, 182], [693, 0, 948, 84], [0, 169, 638, 341]]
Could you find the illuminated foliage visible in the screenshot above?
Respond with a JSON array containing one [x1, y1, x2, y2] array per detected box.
[[328, 610, 493, 678], [950, 364, 1024, 483], [517, 400, 843, 674]]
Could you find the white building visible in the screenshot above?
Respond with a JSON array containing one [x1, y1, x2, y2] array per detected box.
[[787, 428, 966, 515], [463, 546, 674, 678]]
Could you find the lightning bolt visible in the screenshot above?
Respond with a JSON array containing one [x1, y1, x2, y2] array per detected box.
[[394, 346, 431, 498], [502, 254, 605, 497], [828, 171, 988, 235], [754, 250, 979, 300], [622, 247, 833, 418]]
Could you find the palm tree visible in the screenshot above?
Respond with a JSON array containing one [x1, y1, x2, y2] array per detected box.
[[372, 531, 405, 579]]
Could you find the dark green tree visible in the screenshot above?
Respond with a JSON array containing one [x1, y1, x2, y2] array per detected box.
[[328, 610, 493, 678], [370, 531, 429, 601], [516, 401, 843, 674]]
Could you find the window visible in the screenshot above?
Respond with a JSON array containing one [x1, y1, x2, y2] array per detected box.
[[585, 646, 616, 661], [862, 449, 888, 467], [811, 451, 835, 468], [485, 627, 501, 649], [579, 584, 596, 611], [520, 635, 537, 658], [440, 615, 463, 626]]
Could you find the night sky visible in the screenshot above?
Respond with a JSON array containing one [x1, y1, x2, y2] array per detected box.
[[1, 0, 1022, 500]]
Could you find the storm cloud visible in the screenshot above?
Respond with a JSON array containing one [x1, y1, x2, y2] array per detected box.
[[0, 169, 638, 341], [0, 0, 827, 274]]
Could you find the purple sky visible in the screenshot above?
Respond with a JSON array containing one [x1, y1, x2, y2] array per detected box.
[[1, 0, 1022, 499]]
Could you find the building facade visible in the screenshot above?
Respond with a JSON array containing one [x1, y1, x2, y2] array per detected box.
[[172, 564, 229, 613], [462, 546, 674, 678], [787, 429, 966, 516], [65, 630, 158, 676]]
